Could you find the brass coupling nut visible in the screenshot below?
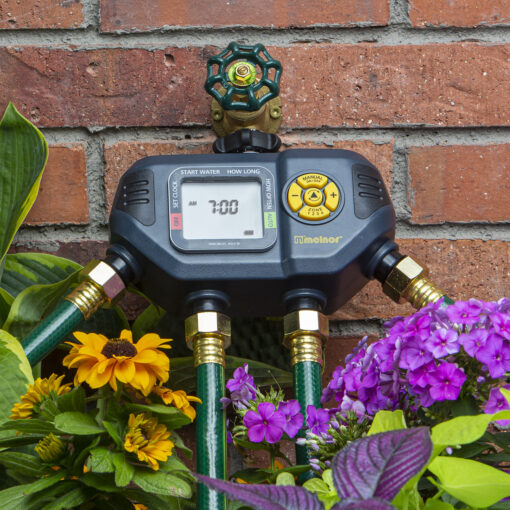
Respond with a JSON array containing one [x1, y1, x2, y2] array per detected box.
[[65, 261, 126, 320], [382, 256, 445, 309], [185, 311, 231, 367], [283, 309, 328, 366]]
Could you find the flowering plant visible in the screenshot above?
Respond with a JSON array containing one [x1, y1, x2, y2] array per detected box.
[[322, 298, 510, 425], [0, 329, 200, 510]]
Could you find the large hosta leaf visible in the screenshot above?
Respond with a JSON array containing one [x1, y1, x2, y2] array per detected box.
[[197, 474, 323, 510], [0, 329, 33, 423], [0, 103, 48, 270], [332, 427, 432, 502]]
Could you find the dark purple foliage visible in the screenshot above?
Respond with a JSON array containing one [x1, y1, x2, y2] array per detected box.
[[331, 499, 395, 509], [196, 474, 323, 510], [332, 427, 432, 501]]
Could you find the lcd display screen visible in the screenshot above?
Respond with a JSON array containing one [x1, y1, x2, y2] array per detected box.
[[181, 180, 263, 240]]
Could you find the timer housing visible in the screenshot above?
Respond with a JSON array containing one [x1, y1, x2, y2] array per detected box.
[[109, 148, 395, 317]]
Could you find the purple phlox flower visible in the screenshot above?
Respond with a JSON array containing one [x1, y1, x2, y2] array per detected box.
[[459, 328, 489, 357], [306, 405, 330, 436], [485, 385, 510, 427], [427, 362, 466, 402], [321, 365, 345, 404], [408, 361, 437, 390], [491, 312, 510, 341], [427, 328, 460, 358], [378, 370, 402, 400], [339, 395, 366, 417], [405, 315, 432, 340], [399, 338, 434, 371], [358, 385, 391, 415], [343, 364, 363, 392], [496, 298, 510, 315], [225, 363, 256, 406], [373, 336, 399, 372], [277, 400, 304, 439], [243, 402, 286, 444], [345, 336, 369, 364], [476, 334, 510, 378], [419, 388, 435, 408], [446, 299, 484, 326]]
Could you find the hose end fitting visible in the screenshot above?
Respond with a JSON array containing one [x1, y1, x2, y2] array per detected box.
[[283, 309, 328, 366], [65, 260, 126, 320], [382, 256, 445, 309], [185, 311, 231, 367]]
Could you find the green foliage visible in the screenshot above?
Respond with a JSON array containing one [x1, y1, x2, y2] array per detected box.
[[368, 409, 406, 436], [303, 470, 339, 509]]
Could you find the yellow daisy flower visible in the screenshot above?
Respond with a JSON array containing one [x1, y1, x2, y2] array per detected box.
[[124, 412, 174, 470], [10, 374, 72, 420], [62, 330, 172, 395], [152, 386, 201, 422]]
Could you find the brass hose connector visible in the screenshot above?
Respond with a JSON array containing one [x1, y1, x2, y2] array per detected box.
[[65, 260, 126, 320], [382, 256, 445, 310], [283, 309, 328, 366], [185, 312, 231, 367]]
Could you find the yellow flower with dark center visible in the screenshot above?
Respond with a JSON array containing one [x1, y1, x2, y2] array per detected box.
[[10, 374, 72, 420], [124, 412, 174, 470], [62, 330, 172, 395], [152, 385, 201, 422], [35, 433, 65, 463]]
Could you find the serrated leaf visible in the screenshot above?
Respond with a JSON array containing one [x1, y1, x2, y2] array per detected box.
[[103, 420, 123, 449], [112, 452, 134, 487], [55, 385, 85, 413], [88, 447, 115, 473], [81, 472, 120, 492], [133, 469, 192, 498], [39, 398, 59, 421], [159, 454, 191, 474], [368, 410, 406, 436], [332, 427, 432, 501], [0, 483, 32, 510], [54, 412, 104, 435], [428, 456, 510, 507], [0, 102, 48, 268], [0, 329, 33, 424], [197, 474, 323, 510]]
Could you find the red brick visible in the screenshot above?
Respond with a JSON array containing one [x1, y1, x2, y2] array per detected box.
[[104, 138, 393, 211], [408, 144, 510, 224], [0, 0, 84, 29], [332, 238, 510, 320], [1, 44, 508, 128], [100, 0, 389, 31], [410, 0, 510, 28], [24, 144, 89, 225]]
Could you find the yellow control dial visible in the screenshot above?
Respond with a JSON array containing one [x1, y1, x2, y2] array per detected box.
[[287, 182, 303, 212], [324, 182, 340, 211], [297, 173, 328, 189], [299, 206, 330, 221]]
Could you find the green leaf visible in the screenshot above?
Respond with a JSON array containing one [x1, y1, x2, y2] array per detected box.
[[276, 472, 295, 486], [40, 486, 90, 510], [24, 480, 78, 510], [81, 472, 120, 493], [112, 453, 134, 487], [24, 473, 64, 495], [55, 385, 85, 413], [0, 287, 14, 327], [171, 431, 192, 459], [125, 403, 191, 429], [132, 304, 166, 341], [122, 489, 182, 510], [88, 447, 115, 473], [0, 102, 48, 268], [54, 412, 104, 435], [0, 253, 79, 298], [170, 355, 292, 394], [0, 483, 32, 510], [39, 398, 60, 421], [0, 433, 44, 448], [132, 469, 192, 498], [303, 477, 330, 494], [0, 451, 45, 477], [501, 388, 510, 407], [159, 454, 191, 474], [233, 437, 273, 452], [103, 420, 123, 450], [428, 456, 510, 507], [423, 499, 454, 509], [0, 329, 33, 424], [230, 468, 270, 484], [0, 419, 56, 435], [368, 410, 406, 436], [431, 413, 510, 447]]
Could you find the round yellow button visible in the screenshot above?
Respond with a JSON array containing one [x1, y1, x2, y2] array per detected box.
[[303, 188, 323, 206]]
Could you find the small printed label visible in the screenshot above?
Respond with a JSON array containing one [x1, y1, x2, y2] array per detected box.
[[294, 235, 342, 245], [264, 212, 277, 229], [170, 213, 182, 230]]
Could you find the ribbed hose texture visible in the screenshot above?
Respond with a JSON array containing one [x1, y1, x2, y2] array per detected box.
[[196, 362, 226, 510], [294, 360, 322, 480], [23, 300, 85, 366]]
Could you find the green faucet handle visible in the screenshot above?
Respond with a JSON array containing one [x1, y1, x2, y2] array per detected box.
[[205, 42, 282, 111]]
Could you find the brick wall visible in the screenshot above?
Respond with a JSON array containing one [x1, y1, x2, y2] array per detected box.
[[2, 0, 509, 362]]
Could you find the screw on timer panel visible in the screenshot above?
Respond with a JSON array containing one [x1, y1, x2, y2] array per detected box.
[[20, 42, 451, 510]]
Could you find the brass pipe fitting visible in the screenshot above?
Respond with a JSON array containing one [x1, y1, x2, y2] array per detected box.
[[283, 309, 328, 366], [382, 256, 445, 309], [65, 260, 126, 320], [185, 311, 231, 367]]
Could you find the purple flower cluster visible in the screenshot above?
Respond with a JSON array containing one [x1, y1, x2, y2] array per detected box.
[[322, 298, 510, 417], [221, 363, 256, 409]]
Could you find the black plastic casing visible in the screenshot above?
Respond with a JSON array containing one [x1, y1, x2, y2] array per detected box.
[[109, 149, 395, 317]]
